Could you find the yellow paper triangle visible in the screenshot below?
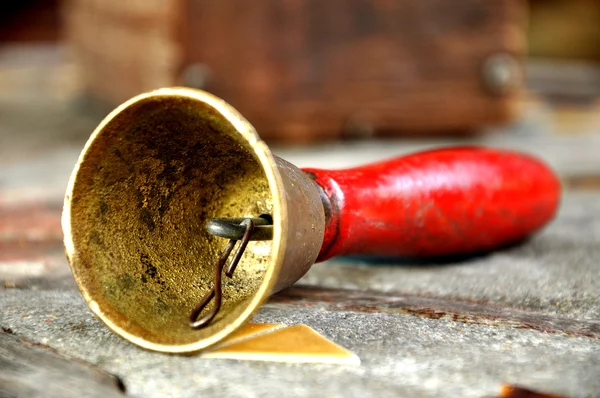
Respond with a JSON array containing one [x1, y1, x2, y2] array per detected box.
[[203, 324, 360, 366], [216, 322, 283, 347]]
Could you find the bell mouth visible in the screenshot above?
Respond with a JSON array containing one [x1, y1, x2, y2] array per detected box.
[[62, 88, 286, 353]]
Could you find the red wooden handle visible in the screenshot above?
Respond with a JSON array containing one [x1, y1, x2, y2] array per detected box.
[[303, 147, 561, 262]]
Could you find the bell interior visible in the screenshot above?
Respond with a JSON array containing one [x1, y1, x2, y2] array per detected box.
[[66, 93, 274, 349]]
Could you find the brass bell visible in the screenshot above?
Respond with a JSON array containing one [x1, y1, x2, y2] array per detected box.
[[63, 87, 560, 354], [63, 88, 326, 353]]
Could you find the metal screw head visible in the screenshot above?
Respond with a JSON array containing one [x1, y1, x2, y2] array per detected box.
[[481, 53, 522, 96]]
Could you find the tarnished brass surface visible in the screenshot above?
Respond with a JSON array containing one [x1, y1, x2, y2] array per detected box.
[[63, 88, 325, 353]]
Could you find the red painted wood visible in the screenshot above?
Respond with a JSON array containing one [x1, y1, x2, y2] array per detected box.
[[303, 147, 561, 262]]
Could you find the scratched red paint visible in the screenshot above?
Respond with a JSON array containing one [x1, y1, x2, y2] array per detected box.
[[304, 147, 561, 261]]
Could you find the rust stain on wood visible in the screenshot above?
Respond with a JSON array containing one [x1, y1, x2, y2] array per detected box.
[[0, 202, 72, 290], [499, 384, 567, 398], [0, 203, 65, 273], [0, 203, 62, 242], [562, 174, 600, 191]]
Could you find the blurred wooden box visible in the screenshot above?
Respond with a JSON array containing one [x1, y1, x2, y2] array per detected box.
[[63, 0, 526, 143]]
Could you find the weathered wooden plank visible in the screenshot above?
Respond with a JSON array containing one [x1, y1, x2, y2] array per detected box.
[[0, 330, 125, 398], [0, 202, 75, 291], [270, 286, 600, 340], [63, 0, 525, 142], [184, 0, 525, 142]]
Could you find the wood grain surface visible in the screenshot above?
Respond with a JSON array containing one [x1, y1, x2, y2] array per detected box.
[[0, 330, 125, 398], [185, 0, 526, 142], [63, 0, 526, 142]]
